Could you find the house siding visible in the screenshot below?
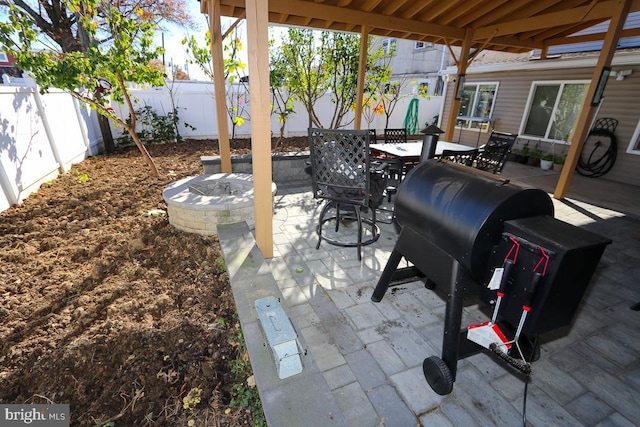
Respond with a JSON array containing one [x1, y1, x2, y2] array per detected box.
[[444, 65, 640, 187]]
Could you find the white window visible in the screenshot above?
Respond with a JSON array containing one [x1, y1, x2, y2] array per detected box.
[[626, 119, 640, 155], [0, 52, 8, 63], [520, 81, 589, 142], [456, 82, 498, 131], [382, 39, 396, 55], [414, 41, 433, 50]]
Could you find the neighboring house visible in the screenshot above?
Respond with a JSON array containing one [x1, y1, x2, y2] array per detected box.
[[440, 48, 640, 187], [371, 37, 455, 96], [0, 51, 26, 84]]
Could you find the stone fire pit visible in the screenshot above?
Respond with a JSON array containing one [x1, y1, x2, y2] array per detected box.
[[162, 173, 276, 236]]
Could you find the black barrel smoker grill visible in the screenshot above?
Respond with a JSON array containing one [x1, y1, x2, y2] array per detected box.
[[371, 161, 611, 395]]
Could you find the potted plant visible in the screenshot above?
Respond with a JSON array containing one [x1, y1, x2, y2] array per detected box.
[[553, 154, 565, 171], [527, 143, 542, 166], [540, 153, 554, 170]]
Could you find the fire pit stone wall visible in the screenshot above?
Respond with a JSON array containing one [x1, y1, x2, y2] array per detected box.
[[163, 173, 276, 236]]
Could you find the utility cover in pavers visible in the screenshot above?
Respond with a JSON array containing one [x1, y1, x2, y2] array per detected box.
[[255, 296, 303, 379]]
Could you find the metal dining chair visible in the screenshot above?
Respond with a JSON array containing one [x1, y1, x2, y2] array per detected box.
[[380, 128, 410, 201], [439, 148, 479, 166], [308, 128, 387, 260], [476, 131, 518, 174], [384, 128, 408, 144]]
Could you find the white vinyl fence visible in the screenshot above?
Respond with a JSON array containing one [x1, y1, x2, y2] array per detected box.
[[1, 79, 443, 213], [0, 84, 102, 212], [109, 80, 444, 140]]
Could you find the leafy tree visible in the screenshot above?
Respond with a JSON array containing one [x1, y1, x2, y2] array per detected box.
[[1, 0, 166, 176], [378, 77, 411, 129], [324, 31, 360, 128], [279, 29, 392, 130], [355, 42, 393, 128], [1, 0, 193, 152], [0, 0, 192, 51], [278, 28, 330, 128], [359, 95, 384, 129], [183, 28, 249, 138], [361, 41, 411, 129], [148, 58, 188, 80], [148, 58, 165, 72], [268, 37, 295, 149], [172, 64, 188, 80]]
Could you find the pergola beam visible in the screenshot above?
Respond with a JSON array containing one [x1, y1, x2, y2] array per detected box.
[[444, 29, 473, 142], [475, 0, 630, 39], [209, 0, 232, 173], [221, 0, 466, 41]]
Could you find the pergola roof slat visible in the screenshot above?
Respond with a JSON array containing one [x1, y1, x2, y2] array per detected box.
[[211, 0, 640, 53]]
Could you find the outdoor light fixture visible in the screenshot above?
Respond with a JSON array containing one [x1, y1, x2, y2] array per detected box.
[[592, 67, 610, 105], [612, 69, 633, 81]]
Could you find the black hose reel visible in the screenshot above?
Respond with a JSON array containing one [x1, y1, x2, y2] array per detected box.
[[577, 117, 618, 178]]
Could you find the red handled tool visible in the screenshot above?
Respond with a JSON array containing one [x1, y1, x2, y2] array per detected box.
[[467, 238, 519, 353], [513, 246, 549, 343], [490, 245, 549, 375]]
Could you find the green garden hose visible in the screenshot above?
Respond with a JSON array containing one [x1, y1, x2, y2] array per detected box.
[[403, 98, 419, 135]]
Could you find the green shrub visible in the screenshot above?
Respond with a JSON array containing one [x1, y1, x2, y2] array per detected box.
[[118, 105, 195, 146]]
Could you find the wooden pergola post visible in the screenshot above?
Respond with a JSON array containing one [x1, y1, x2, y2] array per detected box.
[[444, 29, 473, 141], [245, 0, 273, 258], [354, 26, 369, 130], [209, 0, 232, 173], [554, 0, 630, 199]]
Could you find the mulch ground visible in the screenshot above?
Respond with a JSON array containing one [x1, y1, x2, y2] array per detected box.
[[0, 137, 309, 426]]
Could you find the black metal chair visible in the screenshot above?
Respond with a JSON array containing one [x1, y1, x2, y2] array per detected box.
[[439, 148, 479, 166], [308, 128, 386, 260], [476, 131, 518, 174], [484, 130, 518, 149], [384, 128, 408, 144], [380, 128, 411, 200]]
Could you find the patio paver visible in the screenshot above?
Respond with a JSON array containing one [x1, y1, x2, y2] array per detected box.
[[218, 162, 639, 426]]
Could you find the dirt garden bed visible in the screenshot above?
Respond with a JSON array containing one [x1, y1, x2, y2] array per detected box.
[[0, 137, 309, 426]]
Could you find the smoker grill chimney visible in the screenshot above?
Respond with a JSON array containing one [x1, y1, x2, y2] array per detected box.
[[420, 124, 445, 160]]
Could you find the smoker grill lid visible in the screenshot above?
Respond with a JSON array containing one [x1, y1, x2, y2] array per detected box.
[[395, 161, 554, 281]]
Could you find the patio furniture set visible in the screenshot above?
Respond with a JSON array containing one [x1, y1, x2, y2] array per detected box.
[[307, 127, 519, 260], [306, 126, 611, 397]]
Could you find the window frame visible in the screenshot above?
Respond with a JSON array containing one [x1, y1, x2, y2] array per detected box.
[[414, 41, 433, 50], [0, 52, 8, 63], [381, 38, 397, 55], [519, 79, 590, 144], [455, 81, 499, 133], [626, 118, 640, 155]]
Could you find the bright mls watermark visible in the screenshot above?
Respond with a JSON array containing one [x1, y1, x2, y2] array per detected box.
[[0, 405, 69, 426]]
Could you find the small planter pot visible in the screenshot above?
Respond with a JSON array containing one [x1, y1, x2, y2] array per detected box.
[[517, 155, 529, 164], [553, 162, 564, 171], [527, 157, 540, 167], [540, 159, 553, 170]]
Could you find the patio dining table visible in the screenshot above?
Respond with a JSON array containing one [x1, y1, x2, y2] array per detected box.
[[370, 140, 475, 160]]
